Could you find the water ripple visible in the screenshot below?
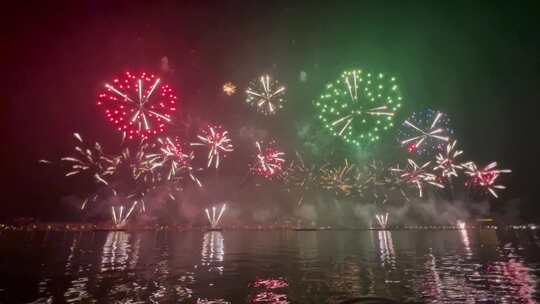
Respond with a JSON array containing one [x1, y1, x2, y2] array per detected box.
[[0, 230, 538, 303]]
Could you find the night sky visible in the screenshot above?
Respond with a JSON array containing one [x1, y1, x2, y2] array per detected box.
[[2, 1, 539, 221]]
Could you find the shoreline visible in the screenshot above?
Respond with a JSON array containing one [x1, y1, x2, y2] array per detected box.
[[0, 223, 532, 232]]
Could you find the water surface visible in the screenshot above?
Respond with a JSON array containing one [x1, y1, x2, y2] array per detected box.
[[1, 230, 539, 303]]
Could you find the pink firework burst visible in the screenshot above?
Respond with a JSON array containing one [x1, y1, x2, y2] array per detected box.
[[391, 159, 444, 197], [251, 141, 286, 179], [97, 71, 177, 140], [191, 124, 234, 169], [463, 161, 511, 198]]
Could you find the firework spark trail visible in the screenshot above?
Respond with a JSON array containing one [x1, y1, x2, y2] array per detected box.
[[106, 144, 165, 215], [434, 140, 464, 179], [387, 165, 411, 201], [399, 109, 452, 155], [284, 151, 319, 205], [320, 160, 356, 196], [97, 72, 177, 140], [334, 71, 395, 136], [401, 113, 448, 145], [315, 69, 402, 147], [111, 201, 138, 226], [246, 75, 286, 115], [80, 194, 99, 210], [205, 204, 227, 228], [463, 161, 511, 198], [352, 160, 411, 202], [360, 161, 390, 201], [146, 137, 202, 187], [191, 125, 234, 169], [251, 141, 286, 180], [375, 212, 389, 229], [391, 159, 444, 197], [117, 144, 157, 184], [57, 133, 118, 187]]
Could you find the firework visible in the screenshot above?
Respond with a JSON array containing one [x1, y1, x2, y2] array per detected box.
[[434, 140, 464, 179], [398, 109, 453, 155], [391, 159, 444, 197], [146, 137, 202, 187], [361, 161, 413, 202], [205, 204, 227, 228], [358, 160, 411, 203], [387, 166, 411, 201], [97, 71, 177, 140], [223, 82, 237, 96], [359, 160, 390, 201], [60, 133, 117, 186], [320, 160, 356, 196], [105, 144, 161, 212], [111, 201, 138, 226], [80, 194, 99, 210], [117, 144, 156, 183], [284, 152, 319, 205], [375, 213, 389, 229], [246, 75, 286, 115], [147, 137, 190, 179], [463, 161, 511, 198], [191, 125, 234, 169], [251, 141, 286, 180], [315, 69, 402, 147]]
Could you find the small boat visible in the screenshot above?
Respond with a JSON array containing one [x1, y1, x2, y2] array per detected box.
[[294, 228, 318, 231]]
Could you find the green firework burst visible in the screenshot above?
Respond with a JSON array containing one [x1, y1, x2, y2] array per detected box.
[[314, 69, 403, 147]]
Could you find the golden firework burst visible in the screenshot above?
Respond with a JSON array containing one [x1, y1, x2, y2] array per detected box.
[[223, 82, 237, 96]]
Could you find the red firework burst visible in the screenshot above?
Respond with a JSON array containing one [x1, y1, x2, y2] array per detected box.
[[463, 161, 511, 198], [251, 141, 285, 179], [97, 71, 177, 140]]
